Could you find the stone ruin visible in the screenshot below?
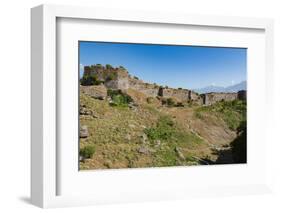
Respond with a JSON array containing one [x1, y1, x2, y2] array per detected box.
[[201, 90, 247, 105], [84, 64, 129, 90], [82, 64, 246, 105]]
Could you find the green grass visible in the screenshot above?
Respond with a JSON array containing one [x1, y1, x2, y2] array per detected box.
[[107, 89, 133, 107], [80, 145, 96, 158], [143, 115, 204, 167], [80, 91, 240, 169], [144, 116, 175, 141], [195, 100, 246, 130]]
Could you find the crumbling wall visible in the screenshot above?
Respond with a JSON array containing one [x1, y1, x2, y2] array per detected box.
[[129, 78, 159, 97], [202, 92, 238, 105], [104, 77, 129, 90], [84, 65, 129, 90], [83, 65, 245, 106], [161, 88, 189, 101]]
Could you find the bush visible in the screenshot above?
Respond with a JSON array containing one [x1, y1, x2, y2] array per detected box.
[[95, 64, 103, 68], [167, 98, 175, 107], [146, 97, 154, 104], [176, 102, 184, 107], [107, 89, 133, 107], [105, 64, 113, 69], [144, 116, 175, 141], [231, 123, 247, 163], [80, 74, 102, 86], [105, 72, 116, 82], [195, 100, 246, 131], [80, 145, 95, 159]]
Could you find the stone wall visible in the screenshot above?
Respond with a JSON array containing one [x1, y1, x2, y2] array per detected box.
[[84, 65, 129, 90], [129, 78, 159, 97], [83, 65, 245, 106], [202, 92, 238, 105], [105, 77, 129, 90], [189, 91, 203, 105], [161, 88, 189, 101]]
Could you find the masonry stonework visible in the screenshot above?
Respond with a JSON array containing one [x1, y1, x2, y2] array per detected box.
[[202, 92, 238, 105], [83, 65, 246, 106]]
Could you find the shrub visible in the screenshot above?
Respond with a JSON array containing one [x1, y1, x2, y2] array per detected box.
[[80, 145, 95, 159], [80, 74, 102, 86], [176, 102, 184, 107], [107, 89, 133, 107], [133, 76, 139, 80], [195, 100, 246, 131], [166, 98, 175, 107], [95, 64, 103, 68], [146, 97, 154, 104], [105, 72, 117, 82], [231, 123, 247, 163], [105, 64, 113, 69], [144, 116, 175, 141]]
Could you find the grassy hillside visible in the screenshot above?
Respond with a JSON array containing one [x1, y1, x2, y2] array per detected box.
[[80, 90, 246, 170]]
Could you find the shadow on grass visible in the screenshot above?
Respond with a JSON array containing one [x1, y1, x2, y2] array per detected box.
[[202, 122, 247, 165]]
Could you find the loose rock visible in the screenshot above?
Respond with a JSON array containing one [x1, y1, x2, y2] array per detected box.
[[175, 147, 185, 160], [80, 125, 89, 138], [138, 146, 150, 154]]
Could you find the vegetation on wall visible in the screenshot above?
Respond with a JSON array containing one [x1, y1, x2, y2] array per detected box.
[[80, 74, 102, 86]]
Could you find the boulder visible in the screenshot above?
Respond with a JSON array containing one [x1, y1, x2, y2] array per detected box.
[[175, 147, 185, 160], [80, 125, 89, 138], [155, 140, 161, 147], [138, 146, 150, 154], [140, 133, 148, 144]]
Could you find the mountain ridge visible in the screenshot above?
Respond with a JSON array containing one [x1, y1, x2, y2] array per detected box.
[[194, 81, 246, 94]]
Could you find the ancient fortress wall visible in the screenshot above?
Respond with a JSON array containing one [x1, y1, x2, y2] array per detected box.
[[161, 88, 189, 101], [83, 65, 245, 105], [105, 78, 129, 90], [128, 78, 159, 97], [84, 65, 129, 90], [202, 92, 238, 105]]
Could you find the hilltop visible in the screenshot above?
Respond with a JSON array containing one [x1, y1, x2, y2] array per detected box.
[[79, 64, 247, 170]]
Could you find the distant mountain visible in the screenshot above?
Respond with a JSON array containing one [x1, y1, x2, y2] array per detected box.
[[194, 81, 246, 94]]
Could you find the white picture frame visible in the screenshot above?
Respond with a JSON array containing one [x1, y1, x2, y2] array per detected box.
[[31, 4, 274, 208]]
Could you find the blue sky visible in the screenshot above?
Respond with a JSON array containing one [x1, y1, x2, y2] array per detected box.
[[79, 41, 246, 89]]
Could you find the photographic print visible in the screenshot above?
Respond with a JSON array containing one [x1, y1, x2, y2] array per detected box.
[[79, 41, 247, 170]]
